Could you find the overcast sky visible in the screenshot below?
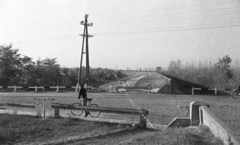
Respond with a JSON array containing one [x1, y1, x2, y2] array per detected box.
[[1, 0, 240, 70]]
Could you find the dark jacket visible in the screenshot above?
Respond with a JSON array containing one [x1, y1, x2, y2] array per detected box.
[[78, 88, 87, 99]]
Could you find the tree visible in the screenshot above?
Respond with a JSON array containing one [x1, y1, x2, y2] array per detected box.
[[35, 58, 61, 86], [17, 56, 36, 86], [215, 55, 233, 79], [0, 44, 21, 86]]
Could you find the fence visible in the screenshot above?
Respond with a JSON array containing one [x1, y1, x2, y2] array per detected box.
[[192, 87, 217, 95], [0, 85, 94, 92]]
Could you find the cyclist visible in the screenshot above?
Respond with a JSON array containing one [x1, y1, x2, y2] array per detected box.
[[78, 84, 89, 117], [231, 84, 240, 99]]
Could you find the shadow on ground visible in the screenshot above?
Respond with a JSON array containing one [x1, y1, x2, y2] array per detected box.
[[161, 73, 229, 95], [54, 128, 158, 145]]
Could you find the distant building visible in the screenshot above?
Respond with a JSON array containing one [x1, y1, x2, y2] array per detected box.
[[156, 67, 162, 72], [59, 70, 71, 86]]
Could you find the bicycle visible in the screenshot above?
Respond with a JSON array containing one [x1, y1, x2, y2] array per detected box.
[[71, 98, 101, 117], [231, 89, 240, 99]]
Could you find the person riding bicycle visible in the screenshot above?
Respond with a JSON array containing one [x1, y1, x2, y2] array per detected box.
[[237, 85, 240, 91], [231, 85, 240, 99], [78, 84, 89, 117]]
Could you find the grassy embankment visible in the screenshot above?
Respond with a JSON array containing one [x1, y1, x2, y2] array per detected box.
[[0, 114, 223, 145], [126, 126, 223, 145]]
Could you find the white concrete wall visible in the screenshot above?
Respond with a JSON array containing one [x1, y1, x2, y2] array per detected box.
[[200, 106, 240, 145]]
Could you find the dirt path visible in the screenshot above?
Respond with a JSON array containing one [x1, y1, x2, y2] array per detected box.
[[48, 128, 158, 145]]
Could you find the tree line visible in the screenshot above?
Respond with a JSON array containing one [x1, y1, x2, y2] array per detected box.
[[0, 44, 125, 86], [163, 55, 240, 89]]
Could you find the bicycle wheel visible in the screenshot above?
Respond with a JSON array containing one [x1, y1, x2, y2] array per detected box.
[[89, 104, 101, 118], [71, 102, 84, 116], [231, 91, 240, 99]]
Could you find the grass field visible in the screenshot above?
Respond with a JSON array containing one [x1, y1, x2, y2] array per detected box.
[[0, 92, 239, 133], [0, 114, 132, 145], [126, 125, 223, 145], [0, 114, 224, 145]]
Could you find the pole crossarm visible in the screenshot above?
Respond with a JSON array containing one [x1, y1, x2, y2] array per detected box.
[[79, 34, 94, 37]]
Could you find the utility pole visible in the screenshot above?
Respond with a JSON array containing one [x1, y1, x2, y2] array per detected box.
[[78, 14, 93, 89]]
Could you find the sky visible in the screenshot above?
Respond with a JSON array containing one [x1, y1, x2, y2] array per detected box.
[[1, 0, 240, 70]]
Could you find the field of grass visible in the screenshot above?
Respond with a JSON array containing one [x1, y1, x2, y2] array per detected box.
[[0, 114, 132, 145], [0, 114, 223, 145], [126, 125, 223, 145], [0, 92, 239, 133]]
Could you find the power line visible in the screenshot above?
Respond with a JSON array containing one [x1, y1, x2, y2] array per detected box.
[[0, 0, 37, 6], [5, 9, 240, 29], [4, 10, 240, 32], [93, 12, 240, 25], [89, 1, 233, 16], [92, 5, 240, 22], [3, 10, 240, 33], [5, 25, 239, 47], [2, 24, 80, 33], [4, 3, 239, 27], [12, 35, 79, 44], [8, 23, 240, 44], [94, 23, 240, 36]]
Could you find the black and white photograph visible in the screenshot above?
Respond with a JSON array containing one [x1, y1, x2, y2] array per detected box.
[[0, 0, 240, 144]]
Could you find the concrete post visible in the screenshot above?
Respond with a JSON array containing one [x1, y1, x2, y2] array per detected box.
[[192, 87, 194, 95], [42, 99, 45, 118], [190, 101, 209, 126], [75, 84, 79, 92], [56, 86, 59, 92], [35, 86, 38, 92], [14, 85, 17, 92], [169, 79, 174, 94], [54, 108, 60, 117], [35, 103, 42, 118], [214, 88, 217, 95], [139, 114, 147, 128]]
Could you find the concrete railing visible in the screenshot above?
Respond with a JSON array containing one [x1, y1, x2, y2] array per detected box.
[[200, 106, 240, 145], [164, 101, 240, 145], [0, 102, 42, 118], [0, 97, 57, 118], [0, 85, 94, 92], [51, 103, 149, 128], [192, 87, 217, 95]]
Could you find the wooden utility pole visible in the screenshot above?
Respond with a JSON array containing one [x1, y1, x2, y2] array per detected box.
[[78, 14, 93, 88]]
